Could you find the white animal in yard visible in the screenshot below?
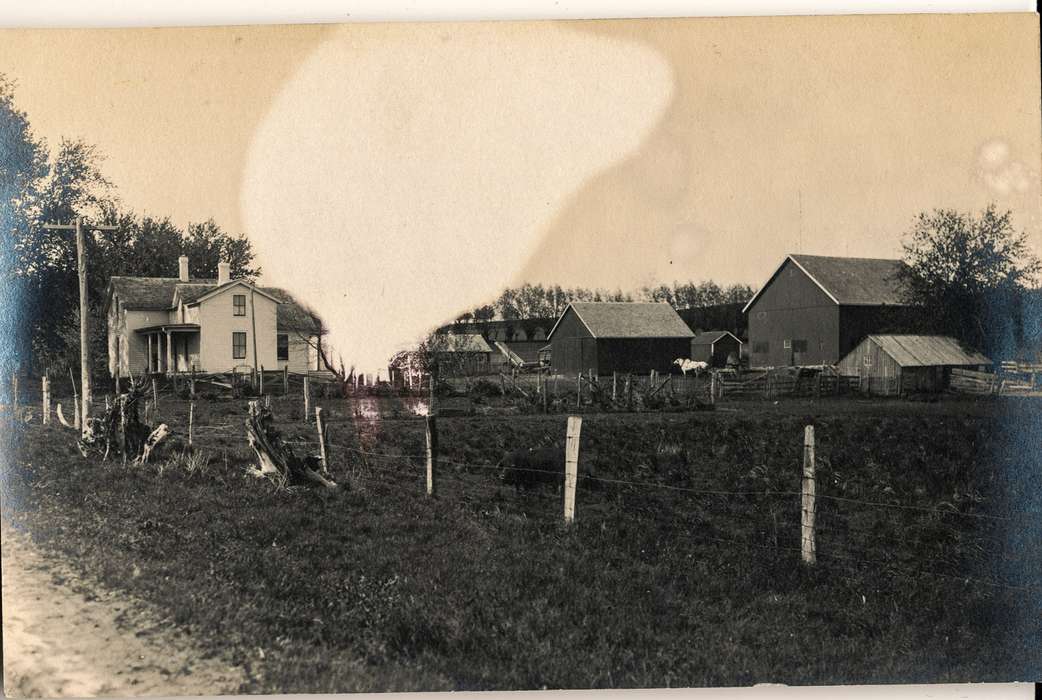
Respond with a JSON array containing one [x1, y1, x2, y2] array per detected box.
[[674, 358, 709, 376]]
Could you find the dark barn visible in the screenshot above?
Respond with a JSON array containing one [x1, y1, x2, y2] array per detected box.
[[744, 254, 914, 368], [547, 302, 695, 376], [690, 331, 743, 367], [837, 334, 991, 395]]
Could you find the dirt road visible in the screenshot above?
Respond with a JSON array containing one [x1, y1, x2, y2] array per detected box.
[[2, 523, 246, 697]]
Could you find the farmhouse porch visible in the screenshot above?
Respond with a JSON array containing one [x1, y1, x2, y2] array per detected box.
[[135, 323, 200, 374]]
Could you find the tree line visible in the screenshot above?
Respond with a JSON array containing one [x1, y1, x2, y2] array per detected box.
[[456, 281, 756, 322], [2, 75, 260, 376]]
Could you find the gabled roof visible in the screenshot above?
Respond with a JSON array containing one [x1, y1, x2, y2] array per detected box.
[[865, 335, 991, 367], [263, 286, 324, 334], [548, 302, 695, 340], [108, 275, 322, 332], [188, 279, 282, 306], [108, 277, 188, 311], [434, 333, 493, 353], [743, 254, 910, 313], [691, 330, 742, 346], [174, 282, 217, 305]]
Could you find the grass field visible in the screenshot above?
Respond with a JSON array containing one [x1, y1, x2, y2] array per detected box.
[[3, 392, 1041, 691]]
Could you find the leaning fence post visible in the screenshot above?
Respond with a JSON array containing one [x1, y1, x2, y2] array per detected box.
[[801, 425, 817, 565], [151, 377, 159, 415], [564, 415, 581, 524], [315, 406, 328, 474], [426, 414, 438, 496], [42, 375, 50, 425], [303, 372, 311, 422]]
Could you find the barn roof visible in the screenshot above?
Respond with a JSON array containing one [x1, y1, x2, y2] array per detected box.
[[550, 302, 695, 339], [434, 333, 493, 353], [743, 254, 910, 312], [691, 330, 742, 346], [865, 335, 990, 367]]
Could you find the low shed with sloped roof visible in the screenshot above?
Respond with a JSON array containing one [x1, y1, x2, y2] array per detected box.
[[837, 334, 991, 395], [690, 331, 743, 367], [547, 302, 694, 376]]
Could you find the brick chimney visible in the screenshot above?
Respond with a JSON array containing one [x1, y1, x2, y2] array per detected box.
[[217, 261, 231, 286], [178, 255, 189, 282]]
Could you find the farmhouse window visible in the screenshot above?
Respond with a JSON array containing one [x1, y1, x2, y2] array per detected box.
[[233, 332, 247, 359], [233, 294, 246, 316], [277, 334, 289, 361], [793, 339, 808, 353], [753, 341, 769, 354]]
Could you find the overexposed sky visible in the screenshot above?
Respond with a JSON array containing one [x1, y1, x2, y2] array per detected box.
[[1, 12, 1039, 370]]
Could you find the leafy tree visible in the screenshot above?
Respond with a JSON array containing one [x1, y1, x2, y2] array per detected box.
[[1, 74, 49, 371], [899, 205, 1040, 357]]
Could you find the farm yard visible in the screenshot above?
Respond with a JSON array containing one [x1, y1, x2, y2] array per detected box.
[[3, 375, 1041, 692]]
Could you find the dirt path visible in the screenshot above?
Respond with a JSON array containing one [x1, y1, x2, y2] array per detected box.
[[2, 523, 246, 698]]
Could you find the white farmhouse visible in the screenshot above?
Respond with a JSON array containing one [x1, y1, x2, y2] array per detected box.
[[105, 256, 324, 378]]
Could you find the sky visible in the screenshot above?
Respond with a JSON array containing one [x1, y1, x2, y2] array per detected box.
[[2, 13, 1040, 371]]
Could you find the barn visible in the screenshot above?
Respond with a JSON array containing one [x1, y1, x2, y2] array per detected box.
[[744, 254, 913, 369], [547, 302, 694, 376], [690, 331, 743, 368], [431, 333, 493, 376], [837, 334, 991, 395]]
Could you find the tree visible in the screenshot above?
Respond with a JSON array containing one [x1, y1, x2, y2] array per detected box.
[[899, 205, 1040, 358], [1, 74, 49, 371]]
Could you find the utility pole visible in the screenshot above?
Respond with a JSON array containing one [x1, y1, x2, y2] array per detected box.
[[43, 217, 116, 435]]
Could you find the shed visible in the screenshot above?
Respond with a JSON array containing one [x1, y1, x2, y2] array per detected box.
[[690, 331, 743, 368], [836, 334, 991, 395], [431, 332, 493, 376], [547, 302, 695, 376]]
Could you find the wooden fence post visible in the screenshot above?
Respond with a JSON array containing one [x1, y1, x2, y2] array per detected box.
[[283, 366, 289, 395], [259, 366, 265, 395], [42, 376, 50, 425], [612, 371, 617, 402], [710, 371, 716, 405], [576, 374, 582, 408], [11, 373, 18, 417], [315, 406, 329, 474], [151, 378, 159, 414], [801, 425, 817, 565], [426, 414, 438, 496], [564, 415, 581, 524], [188, 401, 194, 448], [190, 366, 197, 398], [303, 372, 311, 422]]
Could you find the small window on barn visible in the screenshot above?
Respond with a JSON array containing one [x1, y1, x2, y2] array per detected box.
[[863, 355, 872, 367], [277, 334, 289, 361], [783, 339, 792, 349], [753, 342, 769, 354], [793, 339, 808, 353], [232, 332, 247, 359], [233, 294, 246, 316]]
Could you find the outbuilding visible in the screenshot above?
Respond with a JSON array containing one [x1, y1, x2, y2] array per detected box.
[[690, 331, 743, 368], [431, 332, 494, 376], [836, 334, 991, 395], [744, 254, 914, 368], [547, 302, 694, 376]]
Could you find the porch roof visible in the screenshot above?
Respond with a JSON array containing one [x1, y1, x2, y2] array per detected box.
[[134, 323, 201, 334]]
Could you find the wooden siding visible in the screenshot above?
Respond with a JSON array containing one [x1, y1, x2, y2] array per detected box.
[[691, 335, 742, 367], [746, 258, 840, 368], [196, 284, 278, 372], [549, 307, 597, 375], [277, 333, 319, 373], [596, 337, 693, 375]]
